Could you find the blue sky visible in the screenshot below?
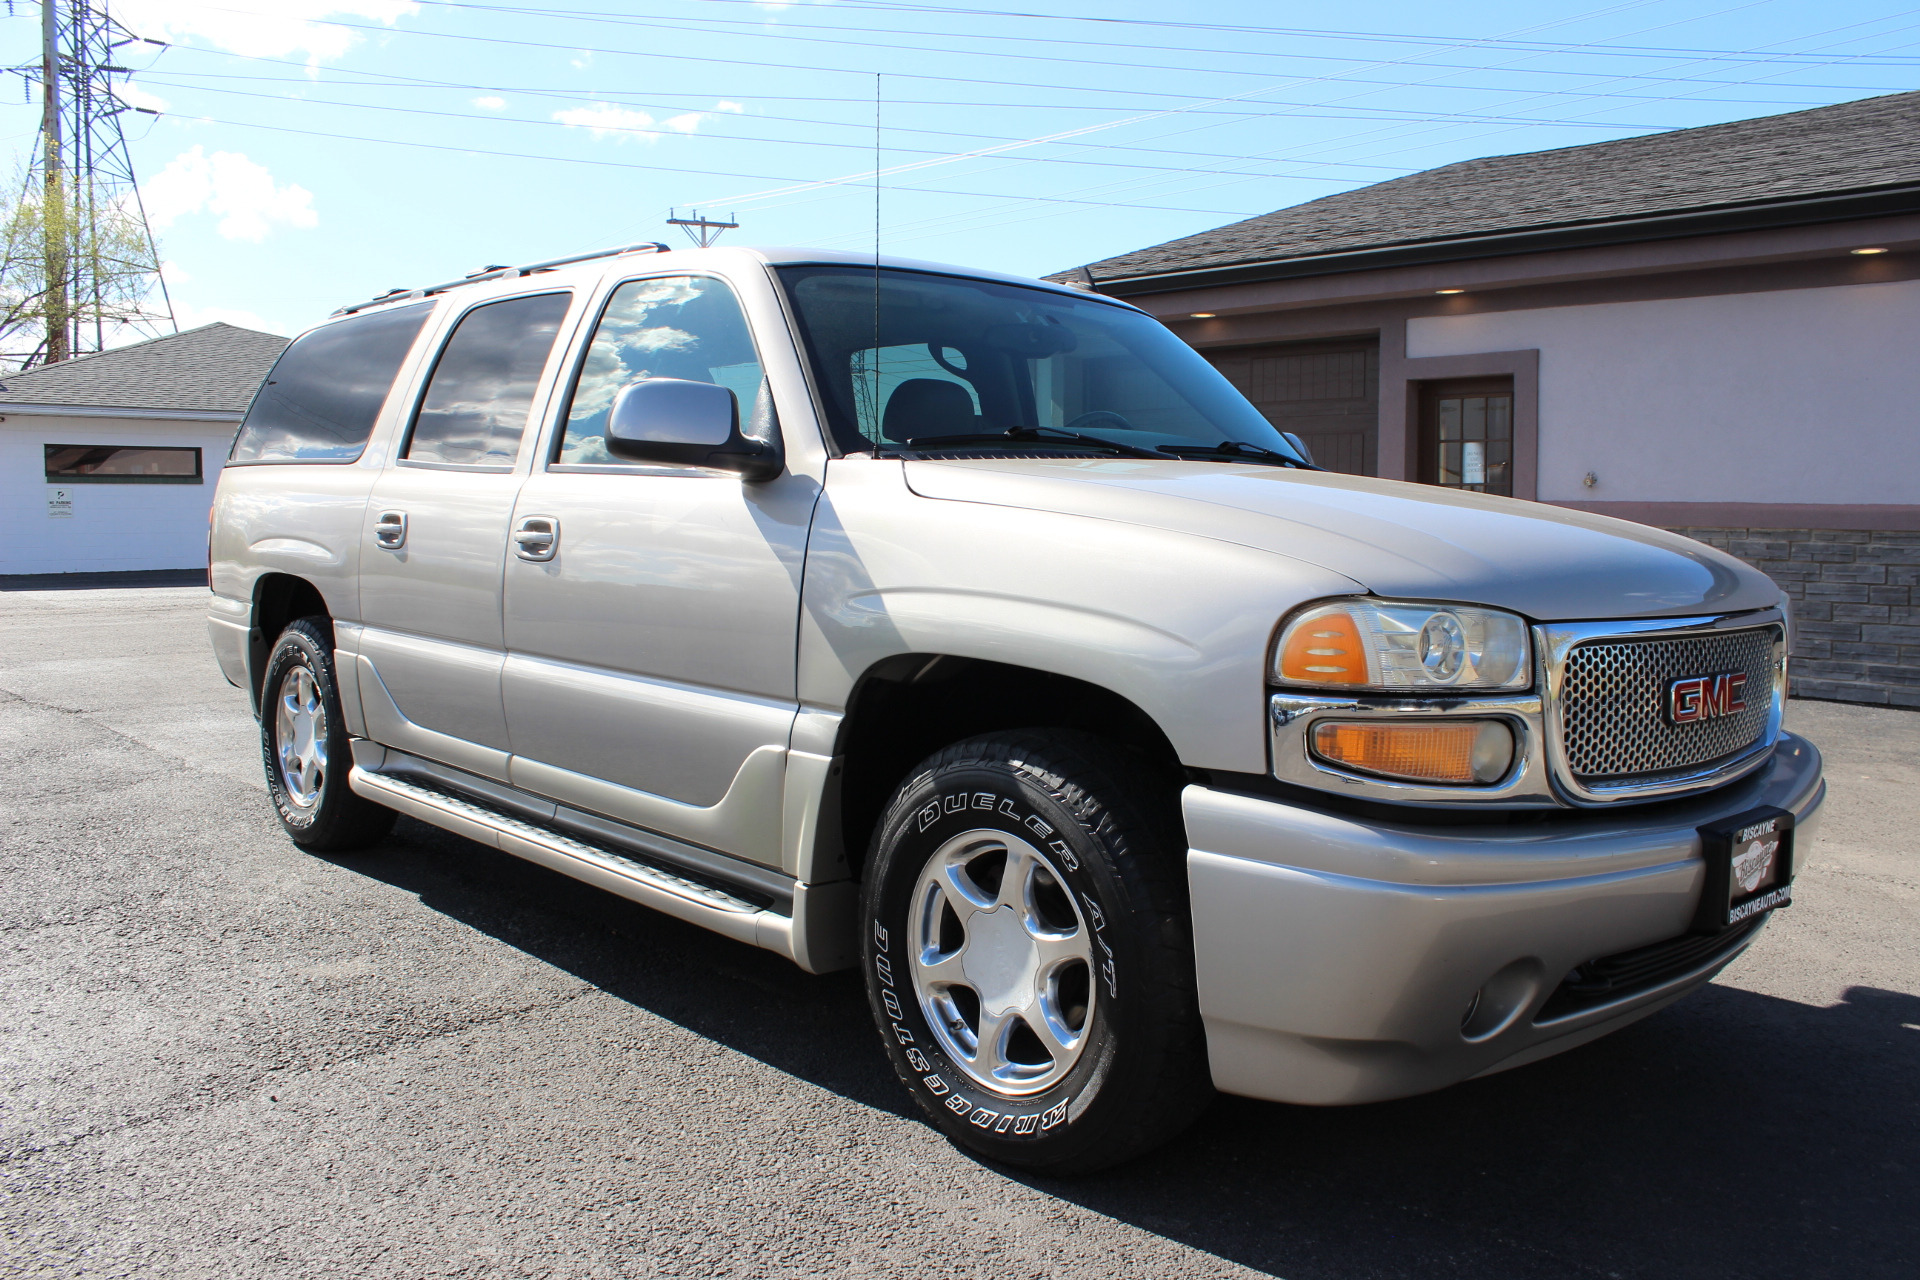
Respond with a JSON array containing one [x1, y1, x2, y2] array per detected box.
[[4, 0, 1918, 339]]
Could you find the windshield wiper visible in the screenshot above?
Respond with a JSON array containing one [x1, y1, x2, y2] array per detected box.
[[1156, 440, 1316, 469], [897, 425, 1171, 460]]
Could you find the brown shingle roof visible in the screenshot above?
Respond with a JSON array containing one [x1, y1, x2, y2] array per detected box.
[[1066, 90, 1920, 285]]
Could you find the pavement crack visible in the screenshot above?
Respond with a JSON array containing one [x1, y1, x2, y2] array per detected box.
[[0, 680, 261, 789], [0, 984, 599, 1169]]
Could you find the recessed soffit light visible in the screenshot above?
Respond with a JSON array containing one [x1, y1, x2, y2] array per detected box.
[[1188, 311, 1217, 318], [1435, 288, 1465, 295], [1852, 247, 1890, 255]]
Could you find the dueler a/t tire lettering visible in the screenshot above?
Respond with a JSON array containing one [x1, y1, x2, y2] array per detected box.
[[860, 731, 1211, 1174], [259, 617, 396, 853]]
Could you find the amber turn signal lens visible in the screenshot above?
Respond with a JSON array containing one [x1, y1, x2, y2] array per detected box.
[[1310, 720, 1513, 785], [1277, 610, 1368, 684]]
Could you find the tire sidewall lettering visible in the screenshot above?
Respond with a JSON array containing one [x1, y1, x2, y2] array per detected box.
[[868, 773, 1120, 1143]]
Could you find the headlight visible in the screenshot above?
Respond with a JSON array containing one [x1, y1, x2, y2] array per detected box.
[[1272, 599, 1531, 691]]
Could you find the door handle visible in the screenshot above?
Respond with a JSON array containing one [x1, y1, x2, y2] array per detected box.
[[373, 510, 407, 549], [513, 515, 559, 562]]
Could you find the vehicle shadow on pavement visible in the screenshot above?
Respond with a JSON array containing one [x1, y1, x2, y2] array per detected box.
[[1040, 980, 1920, 1279], [330, 818, 1919, 1280]]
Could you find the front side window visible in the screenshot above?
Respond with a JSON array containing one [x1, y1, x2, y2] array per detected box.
[[230, 302, 433, 464], [776, 265, 1305, 462], [405, 291, 572, 467], [45, 443, 202, 483], [554, 275, 766, 467]]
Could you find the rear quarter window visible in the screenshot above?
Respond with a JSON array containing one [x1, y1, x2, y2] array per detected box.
[[230, 302, 434, 463]]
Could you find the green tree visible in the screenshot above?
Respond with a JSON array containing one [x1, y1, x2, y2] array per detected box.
[[0, 164, 167, 369]]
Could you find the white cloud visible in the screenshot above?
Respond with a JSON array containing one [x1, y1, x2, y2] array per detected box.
[[113, 1, 417, 64], [472, 95, 507, 111], [116, 82, 169, 114], [160, 260, 191, 285], [554, 103, 665, 142], [145, 147, 318, 242], [554, 101, 736, 142]]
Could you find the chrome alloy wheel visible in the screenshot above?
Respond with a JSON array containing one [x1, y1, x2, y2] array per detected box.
[[273, 664, 328, 810], [908, 829, 1096, 1095]]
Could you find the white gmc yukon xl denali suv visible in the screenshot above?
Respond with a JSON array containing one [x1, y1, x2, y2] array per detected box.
[[208, 243, 1824, 1173]]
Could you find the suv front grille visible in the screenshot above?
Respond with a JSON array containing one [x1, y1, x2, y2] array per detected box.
[[1559, 627, 1777, 782]]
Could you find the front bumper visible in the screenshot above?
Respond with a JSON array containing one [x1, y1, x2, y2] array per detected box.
[[1185, 732, 1824, 1105]]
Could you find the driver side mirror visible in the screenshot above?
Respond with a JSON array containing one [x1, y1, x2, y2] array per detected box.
[[604, 377, 782, 481]]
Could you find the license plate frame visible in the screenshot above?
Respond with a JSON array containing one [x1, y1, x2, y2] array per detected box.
[[1693, 805, 1795, 934]]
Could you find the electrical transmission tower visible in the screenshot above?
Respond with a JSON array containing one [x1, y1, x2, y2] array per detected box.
[[6, 0, 173, 367]]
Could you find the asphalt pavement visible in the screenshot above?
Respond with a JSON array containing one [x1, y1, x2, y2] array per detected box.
[[2, 584, 1915, 1279]]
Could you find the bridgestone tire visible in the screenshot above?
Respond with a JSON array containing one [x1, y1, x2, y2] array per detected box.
[[259, 618, 396, 853], [861, 731, 1211, 1174]]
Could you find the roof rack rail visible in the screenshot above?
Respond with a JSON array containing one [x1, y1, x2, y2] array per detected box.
[[330, 241, 673, 317]]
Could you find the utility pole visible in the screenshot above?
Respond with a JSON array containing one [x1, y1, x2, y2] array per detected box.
[[41, 0, 67, 363], [11, 0, 173, 366], [667, 209, 740, 248]]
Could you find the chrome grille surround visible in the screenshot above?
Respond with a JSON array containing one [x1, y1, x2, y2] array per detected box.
[[1539, 610, 1787, 806]]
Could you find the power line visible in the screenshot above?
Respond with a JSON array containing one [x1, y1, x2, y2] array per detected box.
[[146, 60, 1910, 114], [156, 3, 1920, 109], [413, 0, 1920, 91], [662, 0, 1920, 65], [171, 113, 1265, 217], [141, 68, 1423, 175], [136, 75, 1696, 181]]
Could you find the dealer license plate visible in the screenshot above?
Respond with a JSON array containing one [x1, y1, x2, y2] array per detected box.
[[1693, 806, 1795, 933]]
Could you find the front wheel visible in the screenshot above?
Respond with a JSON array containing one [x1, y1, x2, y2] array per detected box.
[[861, 732, 1211, 1174], [259, 618, 395, 852]]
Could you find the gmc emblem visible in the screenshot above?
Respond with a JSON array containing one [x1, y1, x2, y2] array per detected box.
[[1667, 672, 1749, 724]]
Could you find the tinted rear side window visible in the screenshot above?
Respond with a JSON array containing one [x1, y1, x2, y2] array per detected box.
[[404, 292, 571, 467], [230, 302, 434, 464]]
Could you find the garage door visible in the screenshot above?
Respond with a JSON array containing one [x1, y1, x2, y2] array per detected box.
[[1204, 339, 1378, 476]]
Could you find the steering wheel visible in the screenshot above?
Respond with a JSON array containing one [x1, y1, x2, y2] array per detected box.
[[1064, 409, 1133, 432]]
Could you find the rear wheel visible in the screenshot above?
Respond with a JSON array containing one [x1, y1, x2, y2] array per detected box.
[[861, 731, 1210, 1174], [259, 618, 395, 852]]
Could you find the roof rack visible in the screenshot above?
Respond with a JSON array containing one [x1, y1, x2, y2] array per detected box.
[[330, 241, 674, 317]]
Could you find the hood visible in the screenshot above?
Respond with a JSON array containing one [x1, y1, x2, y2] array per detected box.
[[903, 458, 1778, 621]]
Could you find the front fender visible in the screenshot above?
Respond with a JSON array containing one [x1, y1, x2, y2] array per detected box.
[[798, 459, 1361, 775]]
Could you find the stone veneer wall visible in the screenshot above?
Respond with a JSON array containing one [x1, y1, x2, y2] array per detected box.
[[1672, 527, 1920, 709]]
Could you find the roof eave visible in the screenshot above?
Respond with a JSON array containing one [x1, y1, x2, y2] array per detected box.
[[0, 402, 246, 421], [1089, 181, 1920, 297]]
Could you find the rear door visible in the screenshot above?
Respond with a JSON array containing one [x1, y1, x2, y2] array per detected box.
[[500, 272, 814, 866], [357, 288, 575, 781]]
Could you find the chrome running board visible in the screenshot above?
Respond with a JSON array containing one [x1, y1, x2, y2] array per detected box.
[[351, 764, 806, 958]]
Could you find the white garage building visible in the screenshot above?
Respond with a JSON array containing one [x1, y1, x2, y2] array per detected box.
[[0, 323, 287, 580]]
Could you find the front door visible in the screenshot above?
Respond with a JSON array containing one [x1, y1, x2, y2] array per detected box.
[[1418, 378, 1515, 496], [501, 273, 813, 867], [357, 289, 574, 780]]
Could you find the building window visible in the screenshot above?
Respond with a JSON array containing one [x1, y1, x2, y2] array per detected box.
[[44, 444, 204, 484], [1418, 379, 1513, 496]]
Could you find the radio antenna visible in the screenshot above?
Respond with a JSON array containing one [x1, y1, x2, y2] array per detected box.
[[871, 72, 881, 444]]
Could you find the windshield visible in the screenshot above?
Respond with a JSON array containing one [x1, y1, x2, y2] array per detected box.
[[776, 265, 1306, 462]]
